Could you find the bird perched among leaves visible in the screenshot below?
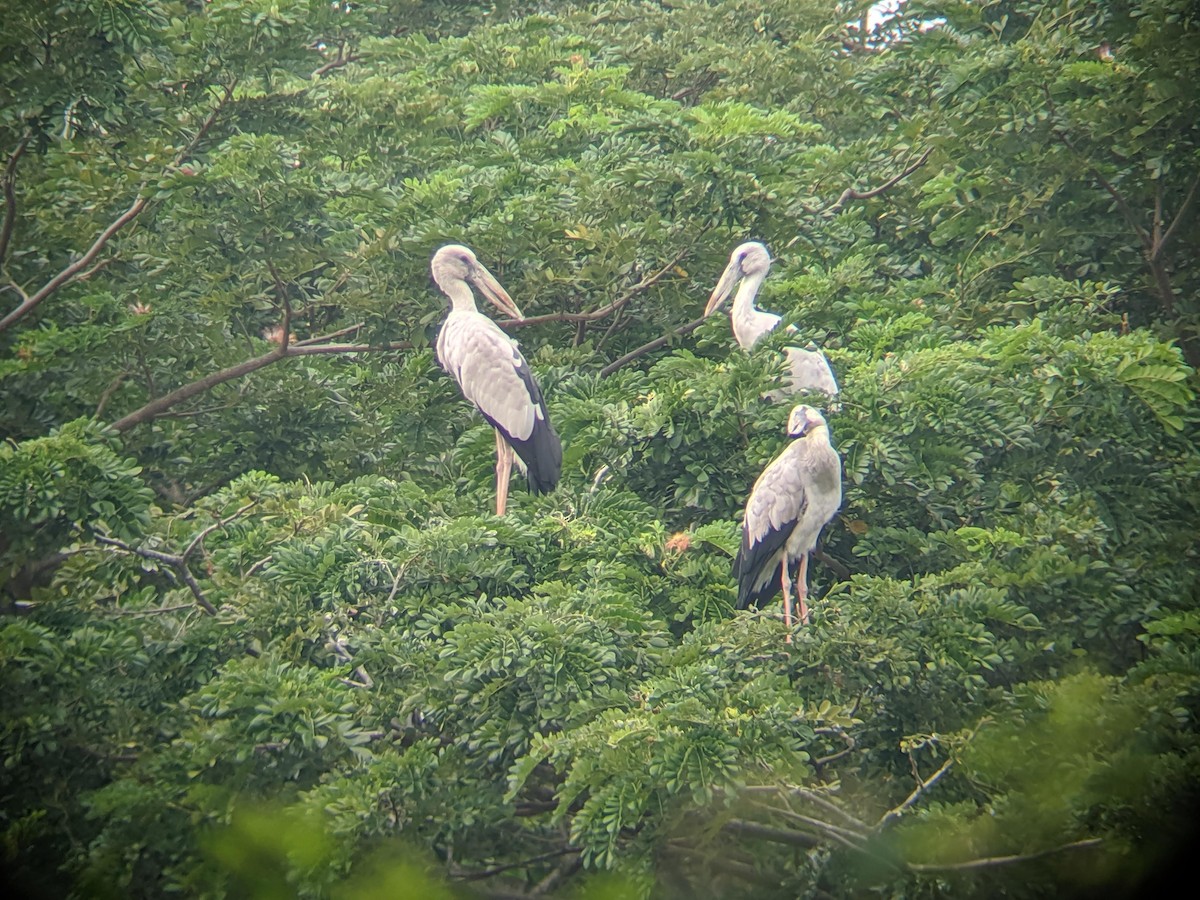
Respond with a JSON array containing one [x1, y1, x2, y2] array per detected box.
[[735, 404, 842, 641], [431, 244, 562, 516], [705, 241, 839, 401]]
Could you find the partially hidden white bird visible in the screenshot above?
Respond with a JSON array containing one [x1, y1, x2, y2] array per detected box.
[[735, 404, 842, 642], [705, 241, 839, 401], [431, 244, 562, 516]]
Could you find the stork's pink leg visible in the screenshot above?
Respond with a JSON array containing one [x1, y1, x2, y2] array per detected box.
[[796, 554, 810, 625], [780, 562, 794, 644], [494, 430, 513, 516]]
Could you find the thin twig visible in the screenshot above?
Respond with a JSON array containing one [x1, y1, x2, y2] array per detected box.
[[452, 847, 580, 882], [813, 726, 856, 767], [498, 246, 691, 331], [181, 501, 257, 561], [749, 801, 866, 851], [826, 147, 933, 215], [94, 372, 130, 418], [0, 133, 31, 265], [742, 784, 870, 830], [311, 40, 362, 79], [876, 756, 953, 831], [723, 818, 821, 848], [0, 81, 237, 334], [1155, 172, 1199, 260], [599, 315, 708, 377], [94, 535, 218, 615], [907, 838, 1103, 873]]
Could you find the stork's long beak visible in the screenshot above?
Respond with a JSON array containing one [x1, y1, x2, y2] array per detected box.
[[471, 263, 524, 320], [704, 261, 741, 317]]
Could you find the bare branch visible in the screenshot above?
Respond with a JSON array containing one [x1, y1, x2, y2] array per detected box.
[[528, 853, 583, 897], [1156, 172, 1199, 260], [742, 784, 870, 831], [813, 725, 856, 767], [723, 818, 821, 848], [100, 602, 201, 617], [284, 341, 411, 356], [181, 501, 257, 561], [1, 134, 31, 265], [311, 40, 362, 79], [94, 373, 130, 418], [749, 801, 867, 851], [0, 80, 238, 334], [1051, 128, 1150, 248], [94, 535, 218, 615], [0, 194, 149, 333], [876, 756, 954, 831], [826, 147, 933, 215], [110, 346, 288, 432], [498, 246, 690, 331], [907, 838, 1103, 873], [599, 315, 707, 377], [108, 335, 411, 434], [295, 322, 364, 345], [452, 848, 580, 882]]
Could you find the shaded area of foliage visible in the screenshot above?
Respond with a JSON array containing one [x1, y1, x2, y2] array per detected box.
[[2, 1, 1199, 898]]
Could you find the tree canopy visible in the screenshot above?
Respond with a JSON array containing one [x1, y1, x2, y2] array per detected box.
[[1, 1, 1198, 898]]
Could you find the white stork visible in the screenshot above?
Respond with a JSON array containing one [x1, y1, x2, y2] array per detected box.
[[735, 404, 842, 642], [705, 241, 839, 401], [431, 244, 562, 516]]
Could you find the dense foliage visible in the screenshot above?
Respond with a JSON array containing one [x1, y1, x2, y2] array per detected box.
[[2, 1, 1198, 898]]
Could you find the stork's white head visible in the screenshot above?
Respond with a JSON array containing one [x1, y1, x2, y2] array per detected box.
[[786, 404, 827, 438], [431, 244, 523, 319], [705, 241, 772, 316]]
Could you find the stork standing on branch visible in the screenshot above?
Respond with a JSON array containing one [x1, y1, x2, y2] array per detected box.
[[735, 404, 842, 642], [431, 244, 562, 516], [705, 241, 839, 401]]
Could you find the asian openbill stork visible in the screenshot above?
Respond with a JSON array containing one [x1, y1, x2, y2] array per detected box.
[[735, 404, 842, 642], [431, 244, 562, 516], [705, 241, 839, 401]]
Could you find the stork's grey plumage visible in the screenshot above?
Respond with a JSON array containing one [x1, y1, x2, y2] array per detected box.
[[431, 244, 562, 514], [705, 241, 839, 400], [735, 405, 841, 640]]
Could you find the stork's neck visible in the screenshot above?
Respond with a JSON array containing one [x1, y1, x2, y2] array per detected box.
[[731, 270, 772, 350], [442, 279, 479, 313]]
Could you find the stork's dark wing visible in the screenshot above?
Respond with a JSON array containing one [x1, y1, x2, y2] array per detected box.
[[733, 444, 809, 609], [438, 312, 561, 493], [478, 345, 561, 494]]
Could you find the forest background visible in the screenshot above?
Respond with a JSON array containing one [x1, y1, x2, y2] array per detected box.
[[1, 1, 1198, 898]]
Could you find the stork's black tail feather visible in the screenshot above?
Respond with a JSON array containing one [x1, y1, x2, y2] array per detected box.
[[733, 525, 792, 609], [478, 350, 562, 495], [510, 415, 562, 494]]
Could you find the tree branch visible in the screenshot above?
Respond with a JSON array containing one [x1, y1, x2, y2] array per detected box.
[[94, 535, 218, 615], [0, 193, 149, 333], [110, 346, 288, 432], [0, 81, 238, 334], [722, 818, 821, 848], [876, 756, 954, 831], [1050, 127, 1150, 248], [182, 501, 256, 561], [108, 336, 411, 433], [0, 134, 30, 266], [599, 315, 708, 377], [310, 40, 362, 79], [826, 147, 933, 215], [498, 246, 691, 331], [906, 838, 1103, 873], [451, 848, 580, 882], [1155, 171, 1199, 261], [749, 801, 867, 852]]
